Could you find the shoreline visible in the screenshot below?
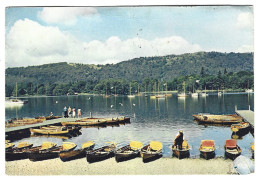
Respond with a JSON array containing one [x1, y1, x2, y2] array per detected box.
[[5, 157, 238, 175], [5, 90, 252, 99]]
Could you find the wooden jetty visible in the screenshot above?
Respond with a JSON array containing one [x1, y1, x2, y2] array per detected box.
[[5, 118, 78, 139], [235, 106, 254, 137], [235, 107, 254, 127]]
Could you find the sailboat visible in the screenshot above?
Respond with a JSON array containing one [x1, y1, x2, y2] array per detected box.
[[164, 83, 172, 97], [6, 83, 28, 106], [103, 83, 110, 98], [128, 83, 135, 98], [200, 86, 208, 97], [178, 82, 189, 97], [245, 80, 253, 93], [191, 84, 198, 97], [155, 82, 165, 98], [217, 88, 222, 96]]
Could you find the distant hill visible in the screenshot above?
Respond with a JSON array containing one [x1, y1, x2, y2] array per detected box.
[[5, 51, 253, 86]]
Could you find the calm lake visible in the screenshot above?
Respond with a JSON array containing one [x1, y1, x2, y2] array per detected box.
[[5, 93, 254, 158]]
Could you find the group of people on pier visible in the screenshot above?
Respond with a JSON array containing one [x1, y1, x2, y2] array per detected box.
[[63, 106, 81, 118]]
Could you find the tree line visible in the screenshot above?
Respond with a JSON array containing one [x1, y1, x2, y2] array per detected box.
[[6, 69, 254, 97]]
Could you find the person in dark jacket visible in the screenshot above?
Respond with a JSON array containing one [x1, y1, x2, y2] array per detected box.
[[174, 130, 184, 150], [64, 106, 68, 118]]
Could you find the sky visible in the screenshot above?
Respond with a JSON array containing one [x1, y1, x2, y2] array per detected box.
[[5, 6, 254, 67]]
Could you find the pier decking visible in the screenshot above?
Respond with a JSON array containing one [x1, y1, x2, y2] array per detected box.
[[5, 117, 78, 133], [235, 110, 254, 127]]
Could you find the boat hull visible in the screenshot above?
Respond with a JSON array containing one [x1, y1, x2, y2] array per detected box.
[[141, 152, 162, 163], [172, 149, 190, 159], [86, 151, 114, 163], [200, 151, 215, 160], [6, 151, 28, 161], [28, 151, 59, 162], [193, 114, 242, 125], [115, 152, 139, 162], [59, 149, 86, 162], [225, 151, 241, 160]]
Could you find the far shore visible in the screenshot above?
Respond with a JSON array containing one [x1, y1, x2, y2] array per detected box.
[[5, 89, 251, 99], [5, 157, 241, 175]]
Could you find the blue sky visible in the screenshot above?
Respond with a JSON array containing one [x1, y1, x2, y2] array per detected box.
[[5, 6, 253, 67]]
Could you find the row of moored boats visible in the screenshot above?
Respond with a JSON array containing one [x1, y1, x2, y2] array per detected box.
[[5, 138, 254, 163]]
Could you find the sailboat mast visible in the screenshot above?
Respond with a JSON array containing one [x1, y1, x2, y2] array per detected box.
[[129, 83, 131, 95], [16, 82, 18, 99]]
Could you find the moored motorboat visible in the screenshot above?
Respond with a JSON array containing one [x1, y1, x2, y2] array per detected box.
[[172, 140, 190, 159], [155, 94, 166, 98], [59, 141, 95, 162], [5, 142, 33, 161], [231, 122, 250, 135], [224, 139, 241, 160], [115, 141, 143, 162], [140, 141, 163, 163], [199, 140, 215, 160], [86, 143, 117, 163], [193, 113, 243, 124]]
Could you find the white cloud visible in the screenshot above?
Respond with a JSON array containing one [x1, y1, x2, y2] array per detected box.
[[6, 19, 204, 67], [237, 44, 254, 53], [37, 7, 98, 25], [236, 12, 253, 29]]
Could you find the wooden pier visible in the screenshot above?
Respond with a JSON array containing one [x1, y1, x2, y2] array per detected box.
[[5, 117, 78, 133], [5, 117, 78, 139], [235, 109, 254, 127]]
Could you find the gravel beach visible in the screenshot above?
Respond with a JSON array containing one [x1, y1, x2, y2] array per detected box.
[[6, 157, 235, 175]]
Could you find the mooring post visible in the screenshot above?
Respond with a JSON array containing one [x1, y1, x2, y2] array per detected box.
[[90, 112, 92, 118], [249, 105, 251, 110], [235, 105, 237, 111]]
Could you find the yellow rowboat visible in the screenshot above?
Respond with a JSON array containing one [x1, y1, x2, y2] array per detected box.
[[5, 142, 34, 161], [199, 140, 215, 160], [59, 141, 95, 162], [115, 141, 143, 162], [61, 119, 107, 126], [30, 127, 70, 135], [5, 142, 15, 151], [231, 122, 250, 135], [172, 140, 190, 159], [86, 143, 117, 163], [140, 141, 163, 163], [193, 114, 243, 124]]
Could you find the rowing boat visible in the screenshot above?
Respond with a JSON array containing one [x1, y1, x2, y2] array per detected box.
[[231, 122, 250, 135], [224, 139, 242, 160], [59, 141, 95, 162], [140, 141, 163, 163], [172, 140, 190, 159], [30, 127, 70, 135], [5, 142, 33, 161], [199, 140, 215, 160], [61, 119, 107, 126], [193, 114, 242, 124], [115, 141, 143, 162], [86, 143, 117, 163]]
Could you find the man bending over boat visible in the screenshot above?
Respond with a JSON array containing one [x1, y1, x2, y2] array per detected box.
[[174, 130, 184, 150]]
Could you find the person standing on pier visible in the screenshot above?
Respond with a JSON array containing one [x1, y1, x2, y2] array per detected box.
[[63, 106, 68, 118], [174, 130, 184, 150], [77, 108, 81, 118], [68, 106, 72, 117], [72, 107, 76, 118]]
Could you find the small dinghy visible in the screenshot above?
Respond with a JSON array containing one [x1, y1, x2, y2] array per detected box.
[[140, 141, 163, 163]]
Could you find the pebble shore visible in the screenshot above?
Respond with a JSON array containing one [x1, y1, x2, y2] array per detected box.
[[6, 157, 235, 175]]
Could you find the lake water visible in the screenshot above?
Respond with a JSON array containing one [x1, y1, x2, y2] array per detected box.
[[5, 93, 254, 158]]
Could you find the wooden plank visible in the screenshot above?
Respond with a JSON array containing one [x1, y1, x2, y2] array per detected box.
[[5, 118, 78, 133], [235, 110, 254, 127]]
